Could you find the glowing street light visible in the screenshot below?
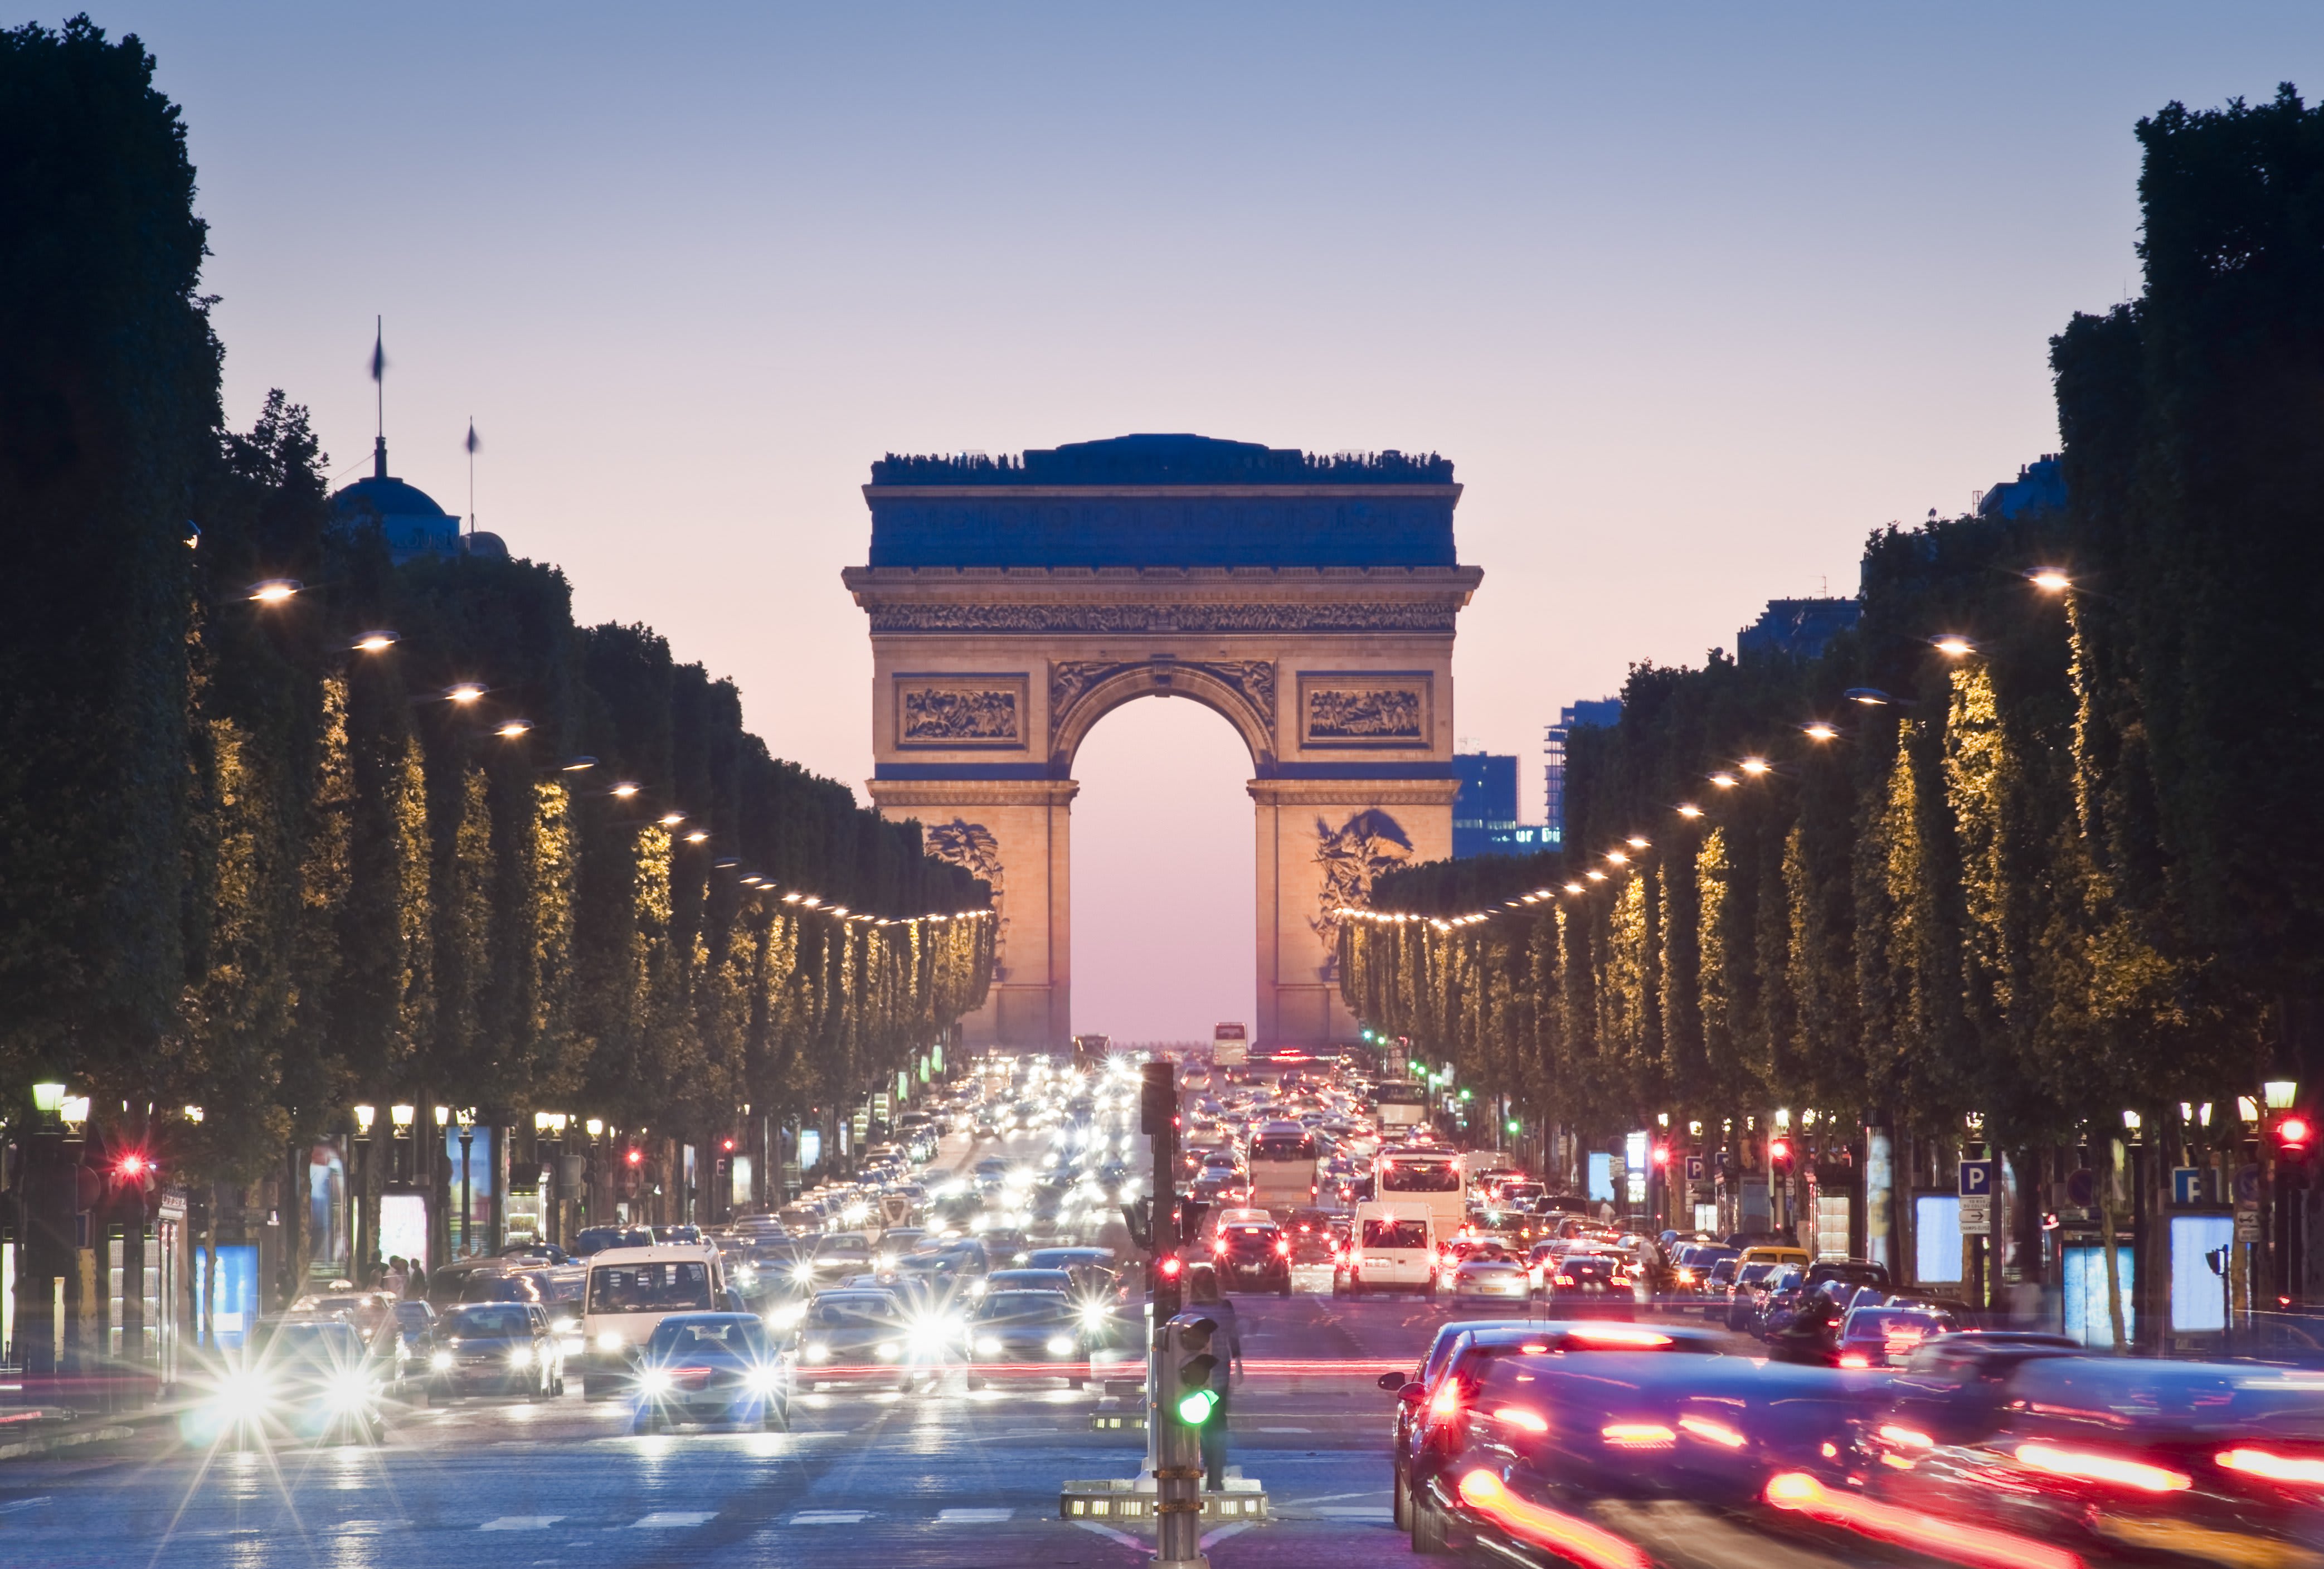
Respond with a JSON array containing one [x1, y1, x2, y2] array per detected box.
[[562, 756, 596, 772], [658, 812, 685, 827], [1676, 803, 1703, 819], [247, 579, 301, 604], [611, 781, 640, 798], [1710, 771, 1738, 789], [1739, 757, 1771, 776], [496, 719, 533, 739], [2028, 568, 2072, 593], [1626, 835, 1650, 849], [1846, 687, 1893, 706], [1563, 882, 1584, 895], [352, 630, 400, 652], [684, 830, 708, 844], [445, 682, 486, 704], [1931, 635, 1975, 658], [1605, 850, 1628, 866], [1586, 869, 1608, 882], [1803, 722, 1838, 742]]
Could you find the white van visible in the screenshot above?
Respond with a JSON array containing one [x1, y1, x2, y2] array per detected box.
[[577, 1243, 730, 1397], [1335, 1201, 1437, 1298]]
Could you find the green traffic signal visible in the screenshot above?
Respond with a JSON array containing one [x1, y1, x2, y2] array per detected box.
[[1176, 1387, 1218, 1425]]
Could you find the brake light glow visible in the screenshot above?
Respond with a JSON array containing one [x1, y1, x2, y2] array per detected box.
[[1764, 1471, 2083, 1569], [1879, 1424, 1936, 1451], [1554, 1272, 1576, 1286], [2012, 1443, 2191, 1493], [1601, 1422, 1676, 1449], [1456, 1471, 1649, 1569], [2218, 1447, 2324, 1484], [1679, 1415, 1746, 1449], [1275, 1240, 1291, 1256], [1428, 1383, 1462, 1420], [1519, 1342, 1548, 1354], [1566, 1325, 1672, 1348], [1839, 1352, 1872, 1368], [1494, 1406, 1550, 1433]]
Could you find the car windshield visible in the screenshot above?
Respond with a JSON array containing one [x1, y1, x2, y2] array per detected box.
[[444, 1305, 532, 1335], [1363, 1218, 1428, 1249], [1847, 1308, 1955, 1338], [810, 1296, 897, 1328], [258, 1321, 366, 1364], [648, 1317, 770, 1356], [586, 1260, 713, 1314], [1222, 1227, 1281, 1251], [1378, 1160, 1460, 1193], [975, 1291, 1075, 1323], [1735, 1262, 1779, 1286]]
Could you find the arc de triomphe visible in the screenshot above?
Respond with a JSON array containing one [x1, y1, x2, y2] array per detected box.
[[845, 434, 1481, 1051]]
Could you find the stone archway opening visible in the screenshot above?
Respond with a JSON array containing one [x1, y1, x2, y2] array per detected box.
[[1068, 690, 1257, 1043]]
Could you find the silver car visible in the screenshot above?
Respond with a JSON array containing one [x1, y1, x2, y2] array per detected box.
[[1448, 1257, 1532, 1309]]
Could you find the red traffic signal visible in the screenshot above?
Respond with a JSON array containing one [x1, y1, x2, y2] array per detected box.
[[625, 1147, 644, 1167], [1768, 1136, 1793, 1170], [117, 1152, 152, 1180], [1650, 1144, 1671, 1168], [2276, 1115, 2313, 1159], [720, 1137, 736, 1153], [1158, 1255, 1184, 1280]]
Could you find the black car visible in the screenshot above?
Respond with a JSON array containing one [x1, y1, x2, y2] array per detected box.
[[1214, 1222, 1292, 1295], [630, 1312, 790, 1433], [427, 1302, 565, 1399], [1543, 1247, 1635, 1315], [964, 1290, 1090, 1389]]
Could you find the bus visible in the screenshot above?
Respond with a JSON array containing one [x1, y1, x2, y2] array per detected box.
[[1371, 1081, 1426, 1130], [1373, 1146, 1465, 1240], [1212, 1022, 1249, 1068], [1245, 1121, 1322, 1215]]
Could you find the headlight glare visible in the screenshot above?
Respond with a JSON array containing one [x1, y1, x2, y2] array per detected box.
[[1046, 1335, 1076, 1356], [596, 1332, 626, 1353], [431, 1349, 455, 1371], [508, 1344, 533, 1368]]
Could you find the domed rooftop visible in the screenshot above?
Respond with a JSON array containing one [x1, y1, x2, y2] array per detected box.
[[332, 473, 448, 519]]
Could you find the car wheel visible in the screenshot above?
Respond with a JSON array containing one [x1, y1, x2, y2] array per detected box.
[[1393, 1470, 1410, 1530], [1277, 1279, 1291, 1298], [1412, 1488, 1451, 1555]]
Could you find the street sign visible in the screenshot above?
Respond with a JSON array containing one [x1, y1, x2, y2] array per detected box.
[[1684, 1155, 1705, 1186], [2235, 1163, 2262, 1211], [2237, 1211, 2262, 1242], [1959, 1159, 1995, 1237], [2171, 1166, 2204, 1207], [2065, 1168, 2096, 1209]]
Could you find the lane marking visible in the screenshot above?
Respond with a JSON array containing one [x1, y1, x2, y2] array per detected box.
[[1285, 1490, 1388, 1505], [1314, 1505, 1393, 1520], [1256, 1426, 1312, 1433], [938, 1507, 1014, 1522], [0, 1497, 54, 1515], [789, 1510, 869, 1524], [1073, 1519, 1146, 1549], [633, 1511, 716, 1528], [480, 1516, 564, 1531]]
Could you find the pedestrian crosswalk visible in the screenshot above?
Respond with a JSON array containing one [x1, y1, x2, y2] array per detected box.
[[465, 1505, 1024, 1531]]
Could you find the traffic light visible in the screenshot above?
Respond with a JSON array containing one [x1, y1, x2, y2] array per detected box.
[[1768, 1136, 1793, 1175], [625, 1147, 644, 1168], [2274, 1114, 2314, 1162], [1140, 1061, 1175, 1136], [1161, 1313, 1221, 1430]]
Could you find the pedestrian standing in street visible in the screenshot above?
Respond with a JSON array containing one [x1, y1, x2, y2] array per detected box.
[[383, 1256, 407, 1299], [408, 1261, 427, 1299], [1185, 1264, 1246, 1492]]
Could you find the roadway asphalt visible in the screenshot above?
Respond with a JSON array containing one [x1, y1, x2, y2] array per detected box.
[[0, 1127, 1842, 1569]]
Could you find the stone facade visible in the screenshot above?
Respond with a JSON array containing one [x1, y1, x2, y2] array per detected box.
[[846, 439, 1479, 1051]]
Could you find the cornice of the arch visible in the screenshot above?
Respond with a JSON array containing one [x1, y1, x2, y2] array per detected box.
[[1047, 658, 1276, 775]]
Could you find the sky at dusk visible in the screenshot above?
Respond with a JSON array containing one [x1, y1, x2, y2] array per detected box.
[[101, 2, 2324, 1041]]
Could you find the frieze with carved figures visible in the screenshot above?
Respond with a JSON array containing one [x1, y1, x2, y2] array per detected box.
[[894, 674, 1028, 748], [1298, 671, 1433, 748]]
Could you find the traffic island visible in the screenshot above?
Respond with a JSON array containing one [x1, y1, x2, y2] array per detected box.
[[1058, 1476, 1268, 1523]]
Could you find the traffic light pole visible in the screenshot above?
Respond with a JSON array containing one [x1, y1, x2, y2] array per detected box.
[[1141, 1062, 1181, 1487]]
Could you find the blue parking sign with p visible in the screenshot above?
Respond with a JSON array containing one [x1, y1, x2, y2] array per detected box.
[[1684, 1155, 1704, 1184], [1958, 1159, 1995, 1197]]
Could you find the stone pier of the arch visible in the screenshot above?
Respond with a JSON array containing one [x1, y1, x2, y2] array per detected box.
[[844, 435, 1481, 1053]]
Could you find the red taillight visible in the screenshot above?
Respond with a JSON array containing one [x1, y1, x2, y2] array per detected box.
[[2012, 1442, 2191, 1493], [1602, 1422, 1676, 1449], [1839, 1352, 1872, 1368], [1275, 1240, 1290, 1256], [1765, 1472, 2079, 1569], [1457, 1471, 1647, 1569], [2218, 1447, 2324, 1484], [1428, 1383, 1462, 1420]]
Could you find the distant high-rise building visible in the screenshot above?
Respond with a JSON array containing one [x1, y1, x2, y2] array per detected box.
[[1544, 699, 1622, 842], [1453, 751, 1519, 859], [1736, 597, 1860, 663]]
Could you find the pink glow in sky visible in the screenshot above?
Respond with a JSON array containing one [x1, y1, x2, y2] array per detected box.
[[106, 3, 2324, 1039]]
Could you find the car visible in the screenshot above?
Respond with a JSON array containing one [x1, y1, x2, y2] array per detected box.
[[182, 1318, 387, 1449], [1846, 1351, 2324, 1568], [1724, 1259, 1786, 1330], [578, 1245, 731, 1397], [1446, 1249, 1530, 1309], [1834, 1302, 1960, 1367], [794, 1288, 929, 1390], [630, 1312, 790, 1432], [1213, 1221, 1294, 1296], [426, 1301, 564, 1399], [964, 1289, 1092, 1389], [1542, 1247, 1636, 1315], [982, 1267, 1075, 1296], [1336, 1201, 1438, 1298], [1412, 1349, 1888, 1557], [366, 1299, 439, 1388]]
